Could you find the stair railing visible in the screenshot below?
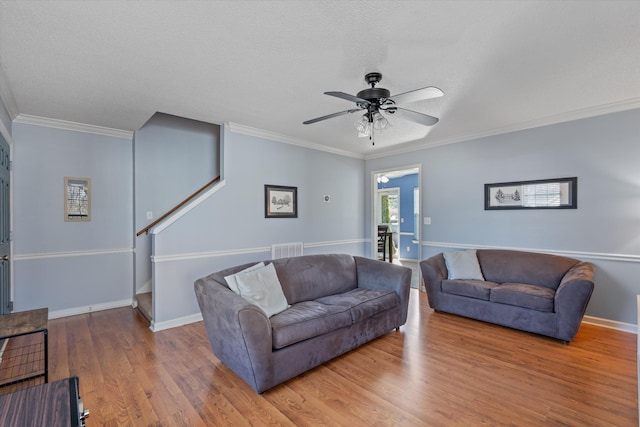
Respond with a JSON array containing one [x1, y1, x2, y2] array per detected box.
[[136, 176, 221, 236]]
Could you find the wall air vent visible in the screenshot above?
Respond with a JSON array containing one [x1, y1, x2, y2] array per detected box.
[[271, 242, 303, 259]]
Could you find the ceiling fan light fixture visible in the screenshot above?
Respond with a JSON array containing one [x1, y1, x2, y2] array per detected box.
[[354, 120, 370, 137], [372, 112, 389, 130], [302, 73, 442, 147]]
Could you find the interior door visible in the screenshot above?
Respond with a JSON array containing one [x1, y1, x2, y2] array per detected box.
[[0, 132, 10, 314]]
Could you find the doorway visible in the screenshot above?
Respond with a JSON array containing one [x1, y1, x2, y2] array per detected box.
[[372, 166, 421, 262], [372, 166, 422, 289]]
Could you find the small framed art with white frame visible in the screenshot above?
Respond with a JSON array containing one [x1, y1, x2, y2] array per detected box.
[[64, 177, 91, 222]]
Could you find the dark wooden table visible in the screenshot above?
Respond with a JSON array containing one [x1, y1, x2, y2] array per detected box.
[[379, 231, 393, 263], [0, 308, 48, 388], [0, 376, 85, 426]]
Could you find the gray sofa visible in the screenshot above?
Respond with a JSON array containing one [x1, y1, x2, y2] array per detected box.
[[194, 254, 411, 393], [420, 249, 595, 343]]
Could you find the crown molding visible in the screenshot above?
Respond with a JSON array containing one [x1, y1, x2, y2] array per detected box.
[[365, 97, 640, 160], [226, 122, 365, 160], [13, 114, 133, 139], [6, 96, 637, 158]]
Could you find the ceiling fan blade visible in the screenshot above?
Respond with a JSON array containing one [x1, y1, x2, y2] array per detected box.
[[392, 107, 439, 126], [324, 91, 371, 105], [389, 86, 444, 105], [303, 108, 363, 125]]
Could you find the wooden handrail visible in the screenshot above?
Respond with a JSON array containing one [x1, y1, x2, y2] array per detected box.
[[136, 176, 221, 236]]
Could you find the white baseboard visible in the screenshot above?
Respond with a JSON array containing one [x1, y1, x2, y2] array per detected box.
[[582, 315, 637, 334], [150, 312, 203, 332], [48, 299, 133, 319]]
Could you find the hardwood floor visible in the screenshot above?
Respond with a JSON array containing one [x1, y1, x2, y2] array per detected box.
[[46, 289, 637, 426]]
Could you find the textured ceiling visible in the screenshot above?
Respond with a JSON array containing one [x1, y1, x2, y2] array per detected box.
[[1, 1, 639, 157]]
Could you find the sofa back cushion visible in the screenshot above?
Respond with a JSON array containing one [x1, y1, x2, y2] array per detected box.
[[271, 254, 358, 304], [477, 250, 579, 290]]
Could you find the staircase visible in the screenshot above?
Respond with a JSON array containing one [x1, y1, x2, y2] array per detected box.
[[136, 292, 152, 323]]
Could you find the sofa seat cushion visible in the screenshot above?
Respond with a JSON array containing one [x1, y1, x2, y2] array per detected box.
[[315, 288, 399, 323], [442, 279, 500, 301], [490, 283, 556, 312], [270, 301, 352, 349]]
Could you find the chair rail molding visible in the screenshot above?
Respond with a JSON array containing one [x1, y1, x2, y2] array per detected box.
[[151, 238, 368, 263], [423, 241, 640, 264], [13, 247, 134, 261]]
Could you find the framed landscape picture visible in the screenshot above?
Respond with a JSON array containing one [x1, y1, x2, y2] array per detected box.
[[265, 184, 298, 218], [485, 177, 577, 210]]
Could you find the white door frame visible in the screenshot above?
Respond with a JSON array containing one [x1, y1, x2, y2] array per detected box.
[[371, 164, 421, 262], [0, 120, 13, 313]]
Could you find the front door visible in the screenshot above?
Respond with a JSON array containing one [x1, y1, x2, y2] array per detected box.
[[0, 132, 10, 314]]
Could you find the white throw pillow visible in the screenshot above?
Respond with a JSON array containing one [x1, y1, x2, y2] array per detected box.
[[224, 262, 265, 295], [443, 250, 485, 281], [234, 263, 289, 317]]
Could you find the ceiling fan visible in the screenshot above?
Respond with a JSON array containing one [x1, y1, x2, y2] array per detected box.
[[303, 72, 443, 145]]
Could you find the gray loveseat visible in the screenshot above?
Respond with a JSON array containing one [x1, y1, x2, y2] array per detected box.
[[194, 254, 411, 393], [420, 249, 595, 343]]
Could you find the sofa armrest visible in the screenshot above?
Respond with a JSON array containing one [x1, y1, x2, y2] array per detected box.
[[420, 254, 447, 310], [555, 262, 595, 341], [354, 256, 411, 325], [194, 277, 274, 393]]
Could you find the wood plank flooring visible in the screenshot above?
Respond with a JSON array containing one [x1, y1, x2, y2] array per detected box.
[[45, 289, 637, 426]]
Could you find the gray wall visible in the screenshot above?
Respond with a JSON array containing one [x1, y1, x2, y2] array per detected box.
[[12, 122, 134, 315], [366, 109, 640, 325], [134, 113, 220, 293], [6, 97, 639, 329], [150, 127, 366, 327]]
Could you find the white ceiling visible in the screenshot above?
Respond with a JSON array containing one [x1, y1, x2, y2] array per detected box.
[[1, 1, 639, 158]]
